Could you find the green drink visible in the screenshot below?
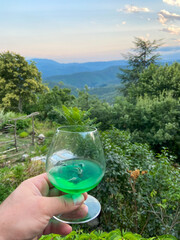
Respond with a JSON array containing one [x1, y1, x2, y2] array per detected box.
[[48, 158, 104, 194]]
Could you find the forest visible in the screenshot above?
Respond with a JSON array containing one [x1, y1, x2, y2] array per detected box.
[[0, 38, 179, 240]]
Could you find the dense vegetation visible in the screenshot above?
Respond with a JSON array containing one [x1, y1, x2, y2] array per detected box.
[[39, 230, 178, 240], [0, 38, 179, 239]]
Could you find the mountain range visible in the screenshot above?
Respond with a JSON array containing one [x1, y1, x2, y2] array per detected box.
[[44, 65, 121, 89], [29, 58, 127, 78], [29, 57, 180, 101]]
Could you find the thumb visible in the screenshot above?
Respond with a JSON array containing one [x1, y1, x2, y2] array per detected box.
[[41, 193, 85, 217]]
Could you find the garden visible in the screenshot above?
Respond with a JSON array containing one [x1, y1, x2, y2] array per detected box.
[[0, 41, 179, 239]]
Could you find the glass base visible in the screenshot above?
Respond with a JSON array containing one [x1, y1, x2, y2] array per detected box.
[[53, 195, 101, 224]]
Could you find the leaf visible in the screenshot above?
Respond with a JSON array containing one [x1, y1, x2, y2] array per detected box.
[[123, 232, 141, 240], [157, 235, 177, 240], [39, 234, 61, 240]]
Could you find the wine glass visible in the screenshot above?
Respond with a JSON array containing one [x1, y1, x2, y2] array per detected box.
[[46, 125, 106, 224]]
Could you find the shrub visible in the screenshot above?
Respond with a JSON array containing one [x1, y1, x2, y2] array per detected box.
[[0, 161, 45, 203], [39, 230, 178, 240], [53, 105, 95, 126], [90, 128, 180, 238], [16, 118, 31, 130], [112, 93, 180, 159], [0, 110, 31, 131], [19, 131, 29, 138]]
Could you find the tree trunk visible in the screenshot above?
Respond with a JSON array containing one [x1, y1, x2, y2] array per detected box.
[[18, 97, 23, 113]]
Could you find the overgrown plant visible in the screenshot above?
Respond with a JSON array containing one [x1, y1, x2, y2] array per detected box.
[[90, 128, 180, 238], [39, 229, 177, 240]]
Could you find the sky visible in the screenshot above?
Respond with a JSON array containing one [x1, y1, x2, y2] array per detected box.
[[0, 0, 180, 63]]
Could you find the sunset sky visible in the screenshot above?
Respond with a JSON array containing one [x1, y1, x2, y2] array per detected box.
[[0, 0, 180, 62]]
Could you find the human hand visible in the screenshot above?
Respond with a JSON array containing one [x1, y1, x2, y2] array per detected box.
[[0, 173, 88, 240]]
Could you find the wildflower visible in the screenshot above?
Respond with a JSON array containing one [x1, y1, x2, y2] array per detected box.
[[130, 169, 140, 180], [141, 170, 148, 175]]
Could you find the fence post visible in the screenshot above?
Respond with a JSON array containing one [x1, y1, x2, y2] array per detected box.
[[32, 116, 35, 145], [14, 120, 18, 152]]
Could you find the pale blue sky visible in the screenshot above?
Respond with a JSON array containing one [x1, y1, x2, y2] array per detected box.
[[0, 0, 180, 62]]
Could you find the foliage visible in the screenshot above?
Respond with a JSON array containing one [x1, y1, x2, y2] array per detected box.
[[0, 51, 48, 112], [39, 230, 177, 240], [19, 131, 29, 138], [75, 87, 114, 130], [0, 110, 31, 132], [0, 127, 179, 238], [90, 129, 180, 238], [53, 105, 94, 126], [127, 63, 180, 100], [117, 37, 162, 93], [112, 94, 180, 158], [0, 110, 17, 125], [24, 85, 75, 121], [75, 86, 95, 111], [0, 161, 45, 203]]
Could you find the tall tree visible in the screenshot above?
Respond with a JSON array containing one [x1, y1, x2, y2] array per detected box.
[[127, 62, 180, 100], [118, 37, 162, 94], [0, 51, 48, 112]]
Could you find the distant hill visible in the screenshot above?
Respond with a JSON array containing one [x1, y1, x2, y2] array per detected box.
[[28, 58, 127, 78], [28, 57, 180, 102], [44, 66, 121, 89], [29, 58, 180, 80], [89, 84, 123, 103]]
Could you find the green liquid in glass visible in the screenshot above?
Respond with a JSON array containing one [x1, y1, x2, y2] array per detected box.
[[48, 159, 104, 194]]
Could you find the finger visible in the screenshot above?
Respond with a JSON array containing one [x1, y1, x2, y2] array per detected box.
[[48, 189, 88, 200], [83, 192, 88, 201], [61, 204, 88, 220], [49, 188, 65, 197], [41, 193, 85, 217], [26, 173, 54, 196], [43, 221, 72, 236]]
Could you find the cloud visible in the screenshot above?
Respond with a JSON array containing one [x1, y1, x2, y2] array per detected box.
[[137, 34, 150, 41], [122, 21, 126, 25], [162, 25, 180, 34], [163, 0, 180, 7], [117, 5, 150, 13], [158, 9, 180, 24], [159, 13, 168, 24]]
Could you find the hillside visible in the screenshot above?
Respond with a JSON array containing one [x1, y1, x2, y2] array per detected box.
[[44, 66, 121, 89], [29, 58, 126, 78]]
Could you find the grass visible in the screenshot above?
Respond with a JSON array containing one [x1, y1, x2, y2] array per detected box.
[[0, 120, 57, 167]]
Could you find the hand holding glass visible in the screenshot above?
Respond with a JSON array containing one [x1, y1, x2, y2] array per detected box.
[[46, 125, 106, 223]]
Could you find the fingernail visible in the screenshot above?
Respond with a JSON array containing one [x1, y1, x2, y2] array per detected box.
[[72, 194, 84, 205]]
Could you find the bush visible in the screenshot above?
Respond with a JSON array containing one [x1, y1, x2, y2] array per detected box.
[[0, 161, 45, 203], [90, 128, 180, 238], [19, 131, 29, 138], [0, 110, 31, 131], [16, 118, 31, 130], [112, 94, 180, 159], [39, 230, 178, 240]]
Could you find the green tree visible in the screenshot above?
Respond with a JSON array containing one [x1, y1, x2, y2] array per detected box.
[[0, 51, 48, 112], [127, 62, 180, 100], [118, 37, 162, 94], [75, 86, 113, 130], [112, 93, 180, 158], [75, 85, 91, 111], [32, 85, 75, 121]]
